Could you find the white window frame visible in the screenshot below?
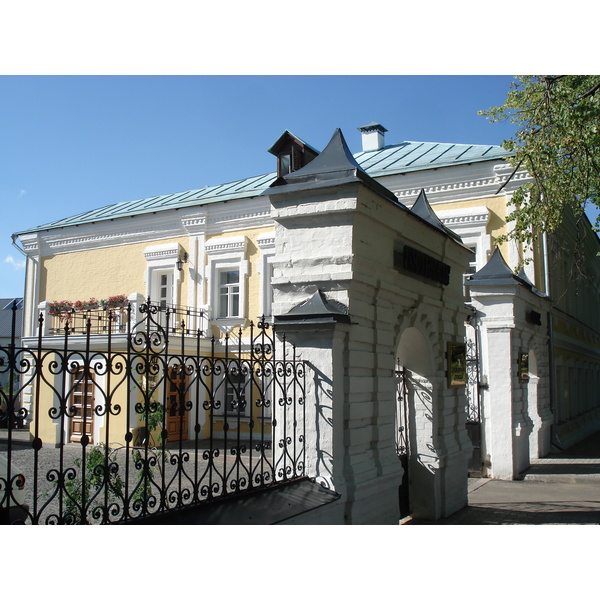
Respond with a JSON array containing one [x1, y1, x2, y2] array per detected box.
[[144, 243, 183, 308], [218, 268, 241, 318], [257, 232, 275, 319], [205, 236, 248, 330]]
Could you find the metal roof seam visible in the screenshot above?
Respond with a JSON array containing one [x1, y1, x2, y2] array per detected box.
[[406, 143, 437, 166], [454, 145, 474, 160], [357, 145, 406, 170], [430, 144, 455, 163]]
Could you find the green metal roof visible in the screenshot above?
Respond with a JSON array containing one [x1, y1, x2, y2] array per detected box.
[[15, 139, 510, 236], [354, 140, 510, 177]]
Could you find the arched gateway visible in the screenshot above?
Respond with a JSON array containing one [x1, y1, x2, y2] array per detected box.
[[266, 129, 473, 523]]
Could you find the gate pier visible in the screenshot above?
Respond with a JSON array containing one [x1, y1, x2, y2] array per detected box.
[[265, 128, 472, 523]]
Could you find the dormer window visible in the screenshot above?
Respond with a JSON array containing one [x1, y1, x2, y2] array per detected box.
[[279, 153, 292, 176], [268, 130, 319, 178]]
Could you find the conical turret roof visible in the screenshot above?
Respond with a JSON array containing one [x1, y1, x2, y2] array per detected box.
[[410, 189, 463, 243], [465, 247, 546, 297]]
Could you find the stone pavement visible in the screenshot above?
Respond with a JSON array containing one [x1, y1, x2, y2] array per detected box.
[[4, 427, 600, 525], [404, 430, 600, 525]]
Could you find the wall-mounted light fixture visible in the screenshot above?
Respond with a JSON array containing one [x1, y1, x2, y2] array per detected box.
[[176, 252, 189, 272]]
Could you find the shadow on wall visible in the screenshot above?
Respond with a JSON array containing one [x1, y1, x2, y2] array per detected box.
[[409, 376, 438, 474], [310, 365, 334, 490]]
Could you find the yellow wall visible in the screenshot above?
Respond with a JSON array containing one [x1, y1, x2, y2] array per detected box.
[[40, 227, 274, 333], [436, 194, 510, 259], [41, 239, 186, 303]]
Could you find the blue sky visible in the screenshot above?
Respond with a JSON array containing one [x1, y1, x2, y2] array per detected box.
[[1, 74, 521, 298]]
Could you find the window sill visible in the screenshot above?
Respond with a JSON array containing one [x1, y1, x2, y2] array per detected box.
[[211, 317, 248, 334]]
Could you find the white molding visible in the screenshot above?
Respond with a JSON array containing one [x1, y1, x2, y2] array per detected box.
[[256, 232, 276, 317], [143, 243, 181, 262], [144, 242, 183, 305], [439, 210, 490, 228], [205, 236, 249, 326], [377, 160, 532, 206], [205, 237, 247, 255], [437, 206, 492, 271], [256, 232, 276, 249]]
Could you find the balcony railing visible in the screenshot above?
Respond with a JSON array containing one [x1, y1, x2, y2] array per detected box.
[[37, 294, 208, 338]]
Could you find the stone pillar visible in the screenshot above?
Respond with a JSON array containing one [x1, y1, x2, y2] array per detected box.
[[274, 313, 350, 524], [466, 248, 552, 479], [481, 324, 516, 479], [275, 292, 402, 524]]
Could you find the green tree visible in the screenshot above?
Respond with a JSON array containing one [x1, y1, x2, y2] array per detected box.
[[480, 75, 600, 247]]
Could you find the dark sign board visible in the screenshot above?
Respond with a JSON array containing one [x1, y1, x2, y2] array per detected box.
[[395, 246, 451, 286]]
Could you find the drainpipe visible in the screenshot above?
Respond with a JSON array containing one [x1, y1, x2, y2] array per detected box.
[[542, 227, 561, 450], [11, 233, 40, 336]]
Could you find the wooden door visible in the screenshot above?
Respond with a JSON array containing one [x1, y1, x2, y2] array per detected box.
[[70, 370, 94, 443], [166, 366, 189, 442]]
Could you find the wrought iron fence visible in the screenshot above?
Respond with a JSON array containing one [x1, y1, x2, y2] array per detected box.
[[465, 310, 484, 474], [0, 300, 305, 524], [465, 311, 481, 424], [395, 365, 410, 518], [395, 366, 409, 457]]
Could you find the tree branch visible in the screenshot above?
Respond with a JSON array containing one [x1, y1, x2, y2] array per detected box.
[[580, 81, 600, 100], [495, 159, 523, 195]]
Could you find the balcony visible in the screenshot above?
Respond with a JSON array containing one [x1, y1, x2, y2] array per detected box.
[[36, 293, 208, 339]]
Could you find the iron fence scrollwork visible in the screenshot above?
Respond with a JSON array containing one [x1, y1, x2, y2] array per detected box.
[[465, 308, 484, 474], [0, 300, 305, 524]]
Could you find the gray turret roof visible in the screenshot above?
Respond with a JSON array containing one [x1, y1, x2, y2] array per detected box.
[[275, 290, 351, 325], [465, 247, 546, 297], [410, 189, 463, 243]]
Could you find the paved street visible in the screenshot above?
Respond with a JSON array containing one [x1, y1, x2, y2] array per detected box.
[[4, 427, 600, 525], [405, 431, 600, 525]]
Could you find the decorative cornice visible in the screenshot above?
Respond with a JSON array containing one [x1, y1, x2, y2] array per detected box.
[[391, 170, 531, 204], [20, 201, 271, 256], [181, 216, 207, 234], [144, 243, 181, 261], [208, 209, 271, 224], [205, 236, 247, 255], [257, 234, 275, 249], [440, 213, 490, 227], [23, 223, 181, 256], [206, 208, 272, 232]]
